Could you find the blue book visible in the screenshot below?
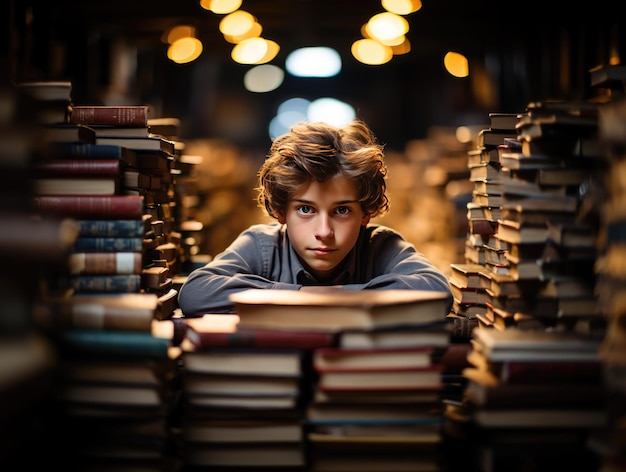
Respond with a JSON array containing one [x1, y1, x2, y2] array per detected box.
[[63, 274, 142, 293], [76, 219, 147, 237], [73, 236, 144, 252]]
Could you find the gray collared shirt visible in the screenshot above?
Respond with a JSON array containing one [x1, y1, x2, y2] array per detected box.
[[177, 222, 452, 316]]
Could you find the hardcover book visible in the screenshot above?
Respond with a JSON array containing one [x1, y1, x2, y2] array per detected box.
[[230, 289, 452, 332], [33, 195, 145, 219], [70, 105, 149, 127], [312, 346, 436, 371]]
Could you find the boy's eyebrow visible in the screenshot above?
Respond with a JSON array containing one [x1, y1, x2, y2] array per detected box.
[[291, 198, 360, 205]]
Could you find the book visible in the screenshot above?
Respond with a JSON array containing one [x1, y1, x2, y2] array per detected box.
[[230, 289, 452, 332], [338, 323, 450, 349], [75, 218, 147, 237], [312, 346, 436, 371], [72, 237, 144, 252], [449, 278, 490, 305], [58, 329, 180, 360], [33, 158, 133, 176], [95, 134, 175, 154], [34, 292, 159, 332], [495, 219, 548, 244], [70, 105, 149, 127], [185, 314, 337, 350], [471, 326, 602, 362], [183, 349, 302, 377], [471, 407, 606, 429], [489, 112, 523, 131], [47, 143, 140, 163], [68, 252, 143, 274], [32, 176, 119, 195], [182, 373, 300, 396], [184, 443, 306, 468], [316, 366, 444, 391], [40, 123, 96, 144], [182, 419, 303, 444], [90, 125, 150, 137], [306, 402, 442, 424], [32, 195, 145, 219], [60, 274, 143, 293], [476, 128, 518, 148]]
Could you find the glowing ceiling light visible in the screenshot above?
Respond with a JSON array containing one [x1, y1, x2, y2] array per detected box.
[[351, 38, 393, 65], [219, 10, 256, 37], [168, 37, 203, 64], [199, 0, 242, 14], [285, 47, 342, 77], [366, 12, 409, 43], [381, 0, 422, 15], [307, 98, 356, 127], [444, 51, 469, 78]]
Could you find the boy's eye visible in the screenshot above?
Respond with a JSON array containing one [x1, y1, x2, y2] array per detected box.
[[297, 205, 314, 214], [336, 206, 351, 215]]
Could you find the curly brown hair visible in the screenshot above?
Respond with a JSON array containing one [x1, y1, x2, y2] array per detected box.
[[256, 120, 390, 220]]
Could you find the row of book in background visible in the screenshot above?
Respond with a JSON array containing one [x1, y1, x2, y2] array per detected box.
[[443, 63, 626, 471], [0, 79, 208, 469]]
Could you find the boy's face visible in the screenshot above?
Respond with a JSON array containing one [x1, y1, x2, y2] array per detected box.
[[279, 174, 370, 281]]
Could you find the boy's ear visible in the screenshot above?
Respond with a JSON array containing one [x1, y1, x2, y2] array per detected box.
[[361, 215, 371, 226], [277, 213, 286, 224]]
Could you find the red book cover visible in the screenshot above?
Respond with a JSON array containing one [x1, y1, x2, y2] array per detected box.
[[34, 159, 128, 176], [186, 322, 337, 350], [70, 105, 149, 127], [33, 195, 145, 219]]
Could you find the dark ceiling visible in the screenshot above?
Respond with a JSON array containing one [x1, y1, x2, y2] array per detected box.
[[21, 0, 625, 151]]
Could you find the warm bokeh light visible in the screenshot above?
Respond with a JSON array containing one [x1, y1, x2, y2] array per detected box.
[[381, 0, 422, 15], [223, 21, 262, 44], [163, 25, 196, 44], [243, 64, 284, 93], [351, 38, 393, 65], [390, 37, 411, 55], [285, 47, 342, 77], [231, 37, 268, 64], [444, 51, 469, 77], [366, 12, 409, 43], [167, 37, 203, 63], [219, 10, 256, 37], [199, 0, 242, 14]]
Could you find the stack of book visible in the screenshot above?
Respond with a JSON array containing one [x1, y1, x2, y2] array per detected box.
[[227, 288, 452, 471], [178, 313, 336, 469], [460, 326, 606, 470]]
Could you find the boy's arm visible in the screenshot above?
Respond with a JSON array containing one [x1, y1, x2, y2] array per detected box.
[[177, 231, 299, 317]]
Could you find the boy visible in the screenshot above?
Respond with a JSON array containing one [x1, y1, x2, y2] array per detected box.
[[178, 120, 452, 316]]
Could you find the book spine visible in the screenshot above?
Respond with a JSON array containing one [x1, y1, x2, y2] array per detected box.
[[73, 237, 144, 252], [62, 274, 142, 293], [76, 219, 146, 237], [60, 330, 171, 359], [34, 159, 123, 175], [70, 106, 149, 127], [49, 143, 126, 158], [189, 328, 337, 350], [68, 252, 143, 274], [35, 300, 154, 332], [32, 195, 145, 218]]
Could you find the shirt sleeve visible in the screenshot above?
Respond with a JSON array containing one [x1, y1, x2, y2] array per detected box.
[[177, 226, 300, 317], [344, 227, 454, 311]]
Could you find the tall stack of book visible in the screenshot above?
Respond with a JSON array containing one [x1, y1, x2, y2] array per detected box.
[[26, 96, 184, 468], [178, 313, 336, 469], [593, 67, 626, 471], [0, 81, 78, 467], [225, 288, 452, 471], [460, 326, 605, 471]]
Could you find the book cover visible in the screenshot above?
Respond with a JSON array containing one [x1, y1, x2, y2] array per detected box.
[[72, 236, 144, 252], [70, 105, 149, 127], [182, 373, 300, 397], [312, 346, 436, 372], [317, 365, 445, 391], [95, 134, 176, 154], [230, 289, 452, 332], [183, 348, 302, 378], [182, 419, 304, 444], [33, 158, 131, 176], [185, 314, 337, 350], [33, 176, 120, 195], [60, 274, 142, 293], [76, 218, 147, 237], [40, 123, 96, 144], [338, 323, 450, 349], [35, 292, 159, 332], [68, 251, 143, 275], [33, 194, 145, 219], [47, 143, 140, 163]]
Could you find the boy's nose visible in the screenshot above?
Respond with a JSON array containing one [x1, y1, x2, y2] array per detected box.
[[315, 214, 334, 239]]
